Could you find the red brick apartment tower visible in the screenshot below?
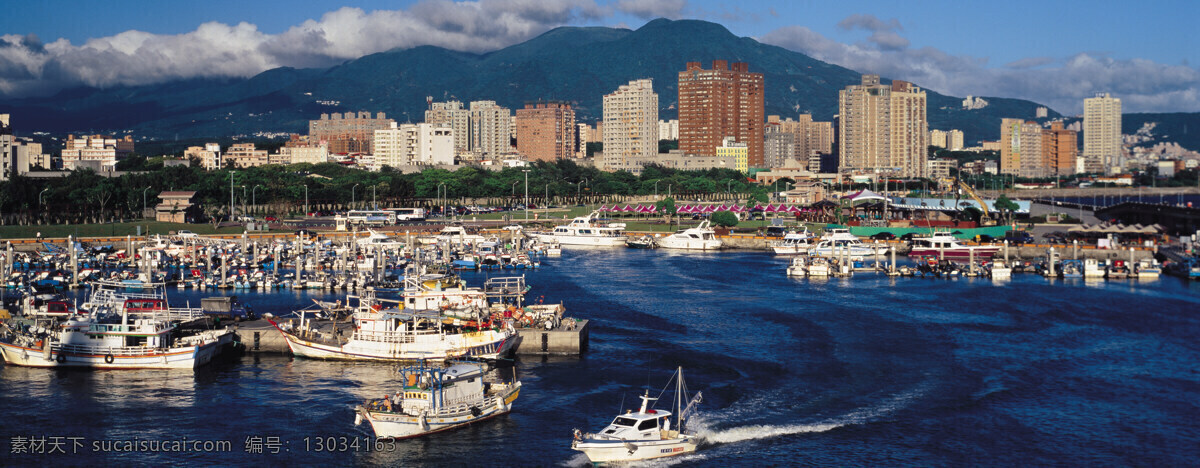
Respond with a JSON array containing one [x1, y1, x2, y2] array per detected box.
[[678, 60, 765, 167], [516, 102, 576, 162]]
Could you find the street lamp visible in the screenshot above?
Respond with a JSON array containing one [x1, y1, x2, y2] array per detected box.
[[667, 184, 672, 198], [303, 185, 308, 217], [437, 183, 446, 218], [372, 184, 378, 210], [39, 188, 49, 209], [654, 180, 661, 197], [241, 185, 247, 219], [229, 171, 236, 220], [522, 169, 530, 222], [252, 185, 262, 211], [352, 183, 360, 208], [142, 187, 151, 218], [511, 181, 519, 197], [726, 179, 733, 193]]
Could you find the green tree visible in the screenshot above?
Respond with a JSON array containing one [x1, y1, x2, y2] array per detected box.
[[711, 210, 738, 227], [655, 197, 677, 220], [994, 195, 1019, 224]]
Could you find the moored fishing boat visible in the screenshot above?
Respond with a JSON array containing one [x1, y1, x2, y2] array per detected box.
[[354, 361, 521, 438]]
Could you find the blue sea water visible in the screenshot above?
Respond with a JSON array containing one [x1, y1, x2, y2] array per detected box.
[[2, 249, 1200, 466]]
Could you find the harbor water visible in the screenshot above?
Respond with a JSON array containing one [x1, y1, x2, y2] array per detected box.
[[2, 249, 1199, 466]]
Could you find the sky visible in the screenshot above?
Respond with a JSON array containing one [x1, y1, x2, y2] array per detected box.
[[1, 0, 1197, 115]]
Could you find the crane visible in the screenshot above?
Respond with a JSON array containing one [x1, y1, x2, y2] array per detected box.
[[952, 176, 994, 225]]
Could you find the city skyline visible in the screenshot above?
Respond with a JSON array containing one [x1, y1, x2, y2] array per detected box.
[[0, 1, 1197, 115]]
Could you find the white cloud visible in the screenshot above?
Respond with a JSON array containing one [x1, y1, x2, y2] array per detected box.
[[616, 0, 686, 19], [0, 0, 608, 97], [761, 20, 1200, 114]]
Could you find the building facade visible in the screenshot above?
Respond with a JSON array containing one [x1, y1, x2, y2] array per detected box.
[[593, 149, 738, 176], [678, 60, 764, 166], [185, 143, 223, 170], [223, 143, 269, 168], [839, 75, 929, 178], [61, 134, 134, 171], [658, 119, 679, 140], [717, 136, 749, 173], [373, 123, 455, 169], [603, 79, 659, 166], [424, 101, 472, 157], [516, 102, 576, 162], [1042, 121, 1077, 176], [309, 111, 394, 154], [469, 101, 513, 159], [1082, 93, 1121, 174]]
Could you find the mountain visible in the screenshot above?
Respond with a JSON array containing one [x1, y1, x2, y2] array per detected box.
[[1, 19, 1076, 144]]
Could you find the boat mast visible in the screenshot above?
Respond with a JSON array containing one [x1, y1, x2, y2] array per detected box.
[[676, 366, 683, 430]]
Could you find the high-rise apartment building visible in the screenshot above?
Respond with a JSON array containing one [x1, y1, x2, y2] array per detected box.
[[1000, 119, 1044, 178], [0, 115, 13, 180], [468, 101, 513, 159], [1082, 93, 1121, 174], [764, 131, 796, 168], [373, 123, 455, 169], [946, 130, 964, 151], [516, 102, 576, 162], [838, 75, 928, 178], [658, 119, 679, 140], [678, 60, 764, 166], [424, 101, 471, 156], [309, 111, 393, 154], [603, 79, 659, 165], [766, 114, 835, 170], [1041, 121, 1077, 176]]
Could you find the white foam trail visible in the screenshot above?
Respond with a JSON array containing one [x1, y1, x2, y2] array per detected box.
[[697, 382, 932, 445], [559, 453, 592, 467]]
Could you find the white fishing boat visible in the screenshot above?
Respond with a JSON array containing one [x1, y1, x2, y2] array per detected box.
[[769, 229, 818, 255], [1083, 258, 1105, 278], [656, 221, 723, 250], [0, 281, 232, 369], [532, 211, 627, 247], [355, 361, 521, 438], [572, 366, 703, 464]]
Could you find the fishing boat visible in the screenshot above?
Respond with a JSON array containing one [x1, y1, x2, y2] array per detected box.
[[907, 232, 999, 260], [769, 229, 817, 255], [572, 366, 703, 464], [1106, 260, 1130, 279], [0, 280, 233, 369], [532, 211, 627, 247], [354, 361, 521, 438], [656, 221, 723, 250]]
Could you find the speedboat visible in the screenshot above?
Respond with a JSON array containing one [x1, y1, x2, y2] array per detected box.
[[572, 366, 702, 464], [532, 211, 627, 247], [1134, 258, 1161, 279], [355, 361, 521, 438], [625, 235, 656, 249], [656, 221, 722, 250]]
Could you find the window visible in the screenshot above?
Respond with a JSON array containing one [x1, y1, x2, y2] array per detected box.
[[637, 419, 658, 431], [613, 417, 637, 427]]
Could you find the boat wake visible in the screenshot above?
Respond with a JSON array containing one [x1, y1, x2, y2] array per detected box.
[[696, 383, 930, 445]]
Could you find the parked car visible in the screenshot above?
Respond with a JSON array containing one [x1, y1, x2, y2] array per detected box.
[[264, 216, 279, 222], [974, 234, 996, 243], [294, 229, 318, 239], [1042, 231, 1067, 244], [201, 296, 255, 322], [899, 232, 918, 242], [175, 230, 198, 238], [869, 232, 896, 240], [1004, 230, 1035, 245], [764, 226, 790, 237]]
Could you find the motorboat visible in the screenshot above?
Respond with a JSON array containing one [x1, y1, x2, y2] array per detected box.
[[1106, 260, 1130, 279], [1083, 258, 1105, 278], [769, 229, 817, 255], [355, 361, 521, 438], [989, 260, 1012, 280], [908, 232, 999, 260], [625, 235, 656, 249], [532, 211, 627, 247], [357, 229, 405, 249], [417, 225, 487, 246], [656, 221, 722, 250], [1134, 258, 1161, 279], [572, 367, 702, 463], [810, 229, 888, 260]]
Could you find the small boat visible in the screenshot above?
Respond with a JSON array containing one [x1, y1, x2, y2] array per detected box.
[[1134, 258, 1161, 279], [786, 256, 808, 276], [572, 366, 703, 464], [656, 221, 722, 250], [989, 260, 1012, 280], [355, 361, 521, 439], [1106, 260, 1130, 279], [625, 235, 656, 249]]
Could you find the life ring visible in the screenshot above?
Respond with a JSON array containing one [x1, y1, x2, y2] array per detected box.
[[104, 354, 115, 364], [55, 353, 66, 363]]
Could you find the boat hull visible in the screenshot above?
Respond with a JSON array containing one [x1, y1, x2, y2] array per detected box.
[[657, 239, 722, 250], [573, 435, 699, 463], [532, 234, 627, 247], [360, 385, 520, 439], [0, 340, 223, 369], [273, 322, 516, 362], [908, 247, 999, 259]]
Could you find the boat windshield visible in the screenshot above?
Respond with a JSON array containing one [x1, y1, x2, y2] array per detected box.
[[612, 417, 638, 427]]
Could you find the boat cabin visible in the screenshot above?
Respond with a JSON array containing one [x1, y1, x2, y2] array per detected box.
[[600, 409, 674, 441]]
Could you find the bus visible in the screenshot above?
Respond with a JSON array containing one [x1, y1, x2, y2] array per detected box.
[[346, 210, 397, 226], [386, 207, 426, 222]]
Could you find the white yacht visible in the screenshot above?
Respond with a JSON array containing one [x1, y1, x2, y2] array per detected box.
[[417, 225, 486, 246], [657, 221, 722, 250], [355, 361, 521, 439], [533, 211, 627, 247], [572, 367, 702, 464], [810, 229, 888, 260], [770, 229, 817, 255], [356, 229, 405, 249]]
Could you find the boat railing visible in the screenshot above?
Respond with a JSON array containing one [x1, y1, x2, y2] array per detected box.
[[54, 343, 167, 356], [352, 329, 440, 343]]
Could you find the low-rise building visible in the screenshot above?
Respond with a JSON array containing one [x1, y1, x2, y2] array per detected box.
[[61, 134, 134, 170], [223, 143, 269, 168], [155, 191, 199, 223]]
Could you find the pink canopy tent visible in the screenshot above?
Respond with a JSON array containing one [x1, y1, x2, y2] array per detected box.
[[598, 204, 610, 212]]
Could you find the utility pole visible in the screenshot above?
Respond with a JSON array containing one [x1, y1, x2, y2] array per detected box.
[[522, 169, 530, 222]]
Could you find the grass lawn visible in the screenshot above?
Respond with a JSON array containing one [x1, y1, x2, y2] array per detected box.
[[0, 222, 255, 240]]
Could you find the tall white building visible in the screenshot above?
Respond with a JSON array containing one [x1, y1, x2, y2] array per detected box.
[[424, 100, 471, 157], [658, 119, 679, 140], [603, 79, 658, 165], [373, 123, 454, 170], [1082, 92, 1122, 174], [838, 75, 928, 178]]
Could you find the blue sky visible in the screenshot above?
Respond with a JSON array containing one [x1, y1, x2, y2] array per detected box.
[[1, 0, 1197, 114]]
